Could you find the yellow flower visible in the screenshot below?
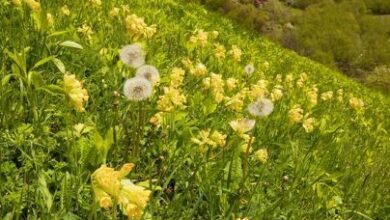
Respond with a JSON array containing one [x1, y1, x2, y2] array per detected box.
[[226, 78, 238, 91], [337, 89, 344, 102], [77, 24, 93, 39], [228, 45, 242, 61], [192, 63, 207, 77], [150, 112, 165, 127], [119, 180, 151, 219], [25, 0, 41, 12], [189, 29, 208, 47], [321, 91, 333, 101], [296, 72, 307, 88], [181, 58, 193, 70], [64, 74, 89, 112], [275, 74, 282, 84], [125, 14, 157, 40], [191, 129, 216, 151], [46, 13, 54, 27], [302, 117, 316, 133], [157, 86, 186, 112], [224, 93, 244, 111], [255, 149, 268, 164], [170, 67, 185, 88], [271, 86, 283, 101], [248, 84, 267, 101], [99, 196, 113, 209], [61, 5, 70, 16], [229, 118, 255, 134], [214, 43, 226, 60], [204, 73, 225, 103], [91, 164, 151, 220], [110, 7, 120, 17], [288, 105, 304, 123], [210, 130, 227, 147], [349, 96, 364, 110], [307, 86, 318, 107], [285, 74, 294, 86], [89, 0, 101, 7], [12, 0, 22, 7]]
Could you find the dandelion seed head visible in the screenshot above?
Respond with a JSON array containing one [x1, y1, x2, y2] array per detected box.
[[119, 44, 145, 68], [244, 64, 255, 75], [123, 77, 152, 101], [248, 98, 274, 117], [136, 65, 160, 85]]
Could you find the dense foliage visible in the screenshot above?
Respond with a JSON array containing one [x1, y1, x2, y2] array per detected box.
[[195, 0, 390, 93], [1, 0, 390, 219]]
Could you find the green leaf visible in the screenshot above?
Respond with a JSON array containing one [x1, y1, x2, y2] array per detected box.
[[48, 30, 69, 38], [38, 85, 65, 96], [38, 172, 53, 211], [28, 71, 44, 87], [32, 56, 55, 70], [1, 74, 13, 86], [52, 58, 66, 73], [59, 41, 83, 50]]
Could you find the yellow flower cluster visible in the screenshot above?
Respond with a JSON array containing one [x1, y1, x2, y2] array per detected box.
[[289, 105, 316, 132], [225, 91, 246, 111], [191, 129, 227, 152], [25, 0, 41, 12], [296, 72, 308, 88], [91, 164, 151, 220], [349, 96, 364, 110], [89, 0, 102, 7], [170, 67, 185, 88], [77, 24, 94, 40], [64, 74, 89, 112], [189, 29, 209, 47], [337, 89, 344, 102], [12, 0, 22, 7], [110, 7, 120, 17], [203, 73, 225, 103], [191, 63, 208, 77], [248, 84, 267, 101], [284, 74, 294, 87], [157, 86, 187, 112], [255, 148, 268, 164], [302, 117, 316, 133], [213, 43, 226, 60], [46, 13, 54, 27], [288, 105, 304, 123], [228, 45, 242, 61], [321, 91, 333, 101], [307, 86, 318, 107], [226, 78, 238, 91], [271, 85, 283, 102], [125, 14, 157, 40], [61, 5, 70, 16], [156, 68, 187, 112]]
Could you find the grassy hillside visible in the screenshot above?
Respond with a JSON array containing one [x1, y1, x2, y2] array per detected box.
[[1, 0, 389, 219]]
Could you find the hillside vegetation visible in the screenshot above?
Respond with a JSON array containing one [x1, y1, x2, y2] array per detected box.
[[1, 0, 390, 219], [196, 0, 390, 93]]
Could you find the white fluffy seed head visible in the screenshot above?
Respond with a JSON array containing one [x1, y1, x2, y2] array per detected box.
[[248, 98, 274, 117], [135, 65, 160, 85], [123, 77, 152, 101], [244, 64, 255, 75], [119, 44, 145, 68]]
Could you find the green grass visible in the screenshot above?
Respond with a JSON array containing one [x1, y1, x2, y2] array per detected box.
[[1, 0, 389, 219]]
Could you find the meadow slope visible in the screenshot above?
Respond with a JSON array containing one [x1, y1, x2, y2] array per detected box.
[[1, 0, 390, 219]]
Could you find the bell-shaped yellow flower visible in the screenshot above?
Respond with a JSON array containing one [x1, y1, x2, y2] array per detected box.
[[91, 164, 151, 220], [64, 74, 89, 112]]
